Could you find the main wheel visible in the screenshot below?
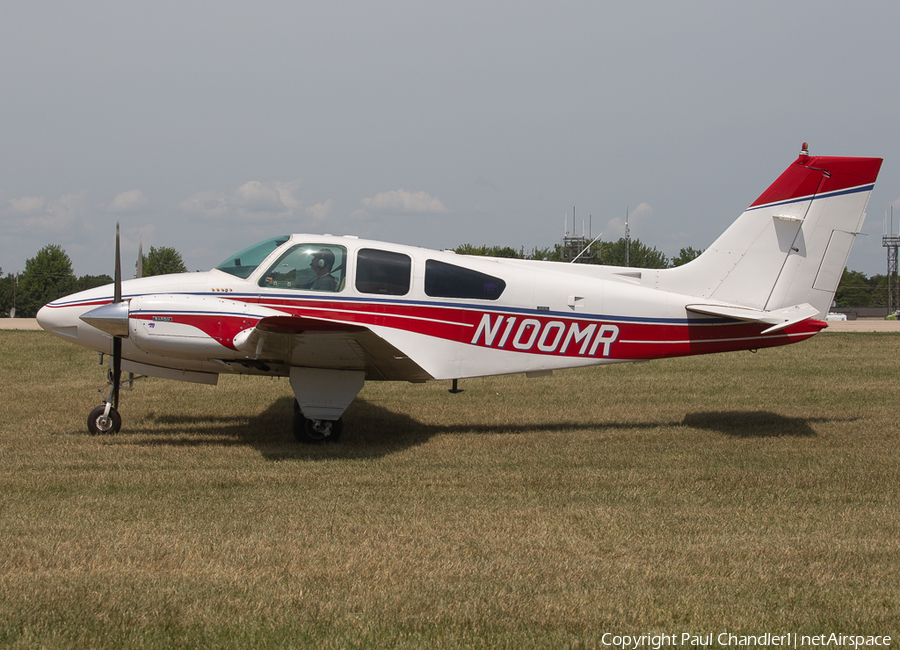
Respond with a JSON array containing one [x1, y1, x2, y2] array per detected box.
[[87, 404, 122, 435], [292, 406, 342, 444]]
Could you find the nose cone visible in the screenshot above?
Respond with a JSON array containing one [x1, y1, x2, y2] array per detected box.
[[79, 301, 130, 337], [37, 303, 79, 339]]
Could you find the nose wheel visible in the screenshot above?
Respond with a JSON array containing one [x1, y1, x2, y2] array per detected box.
[[87, 404, 122, 435]]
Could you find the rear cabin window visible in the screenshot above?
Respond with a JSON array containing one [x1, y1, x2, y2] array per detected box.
[[424, 259, 506, 300], [355, 248, 412, 296]]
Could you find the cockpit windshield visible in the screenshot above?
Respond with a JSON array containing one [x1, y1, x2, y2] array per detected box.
[[215, 236, 290, 279]]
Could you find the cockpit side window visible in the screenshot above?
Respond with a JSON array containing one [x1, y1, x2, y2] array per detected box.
[[259, 244, 347, 292], [215, 236, 289, 279], [355, 249, 411, 296], [424, 259, 506, 300]]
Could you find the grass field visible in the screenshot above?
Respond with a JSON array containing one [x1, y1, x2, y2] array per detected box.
[[1, 331, 898, 648]]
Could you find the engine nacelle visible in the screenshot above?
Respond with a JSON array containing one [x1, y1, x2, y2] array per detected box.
[[127, 294, 282, 359]]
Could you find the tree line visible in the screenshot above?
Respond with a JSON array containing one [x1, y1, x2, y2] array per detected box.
[[454, 238, 889, 308], [1, 244, 187, 318], [0, 237, 888, 318], [453, 238, 702, 268]]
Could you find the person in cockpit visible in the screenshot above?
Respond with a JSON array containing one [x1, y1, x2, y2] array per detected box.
[[304, 248, 338, 292]]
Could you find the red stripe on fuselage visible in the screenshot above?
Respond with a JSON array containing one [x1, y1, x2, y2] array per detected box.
[[251, 298, 823, 360], [118, 296, 824, 361]]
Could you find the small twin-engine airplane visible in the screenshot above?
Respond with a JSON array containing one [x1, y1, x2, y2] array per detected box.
[[38, 144, 882, 442]]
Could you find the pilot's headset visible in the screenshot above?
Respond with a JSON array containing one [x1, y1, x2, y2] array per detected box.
[[313, 248, 335, 270]]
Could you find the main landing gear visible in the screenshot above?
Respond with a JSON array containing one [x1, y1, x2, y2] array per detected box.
[[289, 367, 362, 445], [292, 400, 343, 444]]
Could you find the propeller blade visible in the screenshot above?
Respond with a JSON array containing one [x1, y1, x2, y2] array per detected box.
[[111, 221, 123, 410], [136, 235, 143, 279], [111, 337, 122, 410], [114, 222, 122, 303]]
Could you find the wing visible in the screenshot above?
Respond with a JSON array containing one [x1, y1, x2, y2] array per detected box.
[[233, 314, 432, 382]]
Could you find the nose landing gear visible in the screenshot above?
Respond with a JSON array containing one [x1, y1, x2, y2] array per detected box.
[[87, 403, 121, 435], [86, 355, 136, 435], [84, 223, 131, 436]]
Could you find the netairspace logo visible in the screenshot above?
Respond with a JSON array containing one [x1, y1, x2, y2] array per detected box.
[[598, 632, 892, 649]]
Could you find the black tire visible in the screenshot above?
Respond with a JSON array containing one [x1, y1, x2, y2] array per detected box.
[[87, 405, 122, 435], [292, 407, 342, 444]]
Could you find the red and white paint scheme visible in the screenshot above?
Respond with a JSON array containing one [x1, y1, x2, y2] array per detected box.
[[38, 145, 883, 442]]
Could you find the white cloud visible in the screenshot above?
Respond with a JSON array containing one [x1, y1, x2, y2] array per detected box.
[[108, 189, 150, 213], [1, 191, 89, 233], [43, 191, 89, 230], [178, 180, 305, 222], [272, 180, 301, 211], [603, 202, 654, 239], [177, 190, 230, 218], [233, 181, 287, 212], [8, 196, 47, 215], [306, 199, 334, 222], [361, 189, 449, 215]]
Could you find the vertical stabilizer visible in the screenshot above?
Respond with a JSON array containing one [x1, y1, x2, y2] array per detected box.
[[662, 146, 882, 316]]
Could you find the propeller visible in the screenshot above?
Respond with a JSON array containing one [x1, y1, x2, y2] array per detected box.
[[81, 222, 127, 434], [110, 222, 123, 412]]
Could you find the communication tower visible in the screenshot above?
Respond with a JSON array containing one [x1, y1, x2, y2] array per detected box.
[[884, 208, 900, 313], [562, 206, 600, 264]]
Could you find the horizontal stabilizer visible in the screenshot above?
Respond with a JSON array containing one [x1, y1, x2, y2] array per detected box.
[[686, 302, 822, 334]]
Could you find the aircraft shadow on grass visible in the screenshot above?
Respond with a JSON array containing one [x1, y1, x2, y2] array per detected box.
[[680, 411, 846, 438], [123, 396, 648, 460], [107, 395, 852, 460]]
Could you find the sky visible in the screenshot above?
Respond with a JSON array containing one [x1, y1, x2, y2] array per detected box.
[[2, 1, 899, 279]]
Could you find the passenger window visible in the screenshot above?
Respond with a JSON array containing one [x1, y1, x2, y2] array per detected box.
[[424, 259, 505, 300], [356, 249, 412, 296], [259, 244, 347, 292]]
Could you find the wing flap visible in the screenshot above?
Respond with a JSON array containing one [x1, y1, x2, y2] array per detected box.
[[686, 302, 822, 334]]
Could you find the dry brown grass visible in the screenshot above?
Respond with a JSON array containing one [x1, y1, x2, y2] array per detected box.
[[1, 331, 898, 648]]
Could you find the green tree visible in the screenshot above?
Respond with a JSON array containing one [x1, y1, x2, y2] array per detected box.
[[868, 274, 889, 308], [74, 274, 114, 292], [670, 246, 704, 267], [17, 245, 76, 317], [599, 238, 668, 268], [526, 245, 565, 262], [0, 269, 15, 317], [142, 246, 188, 277], [454, 244, 525, 259], [833, 269, 873, 307]]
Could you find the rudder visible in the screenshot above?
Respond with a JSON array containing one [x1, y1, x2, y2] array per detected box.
[[662, 146, 882, 317]]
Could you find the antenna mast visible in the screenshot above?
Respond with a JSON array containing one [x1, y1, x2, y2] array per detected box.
[[625, 207, 630, 267], [885, 206, 899, 314], [562, 206, 598, 263]]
